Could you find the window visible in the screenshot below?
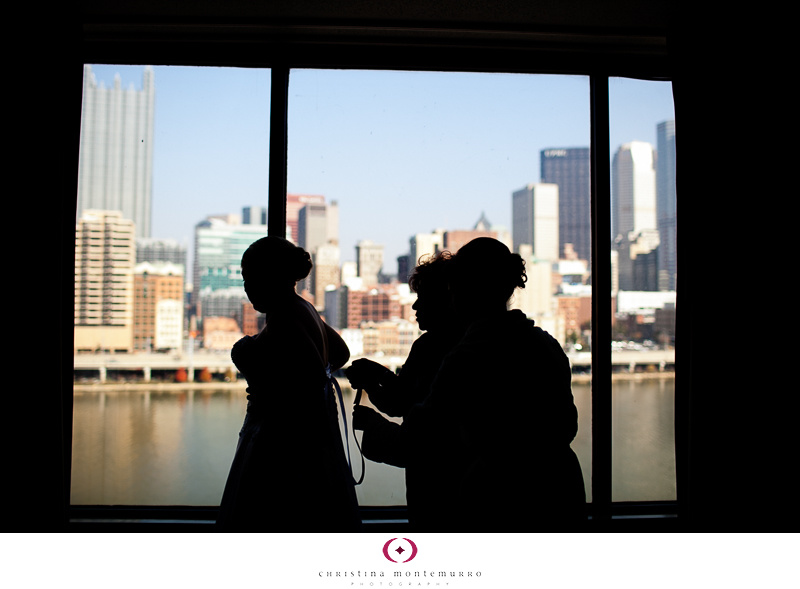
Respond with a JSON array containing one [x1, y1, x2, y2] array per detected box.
[[286, 69, 592, 506], [72, 65, 271, 506], [609, 77, 677, 502], [72, 65, 677, 517]]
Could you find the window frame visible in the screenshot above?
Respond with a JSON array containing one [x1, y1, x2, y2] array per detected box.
[[65, 26, 677, 530]]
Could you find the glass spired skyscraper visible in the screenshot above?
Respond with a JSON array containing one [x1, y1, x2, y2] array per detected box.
[[77, 65, 155, 238]]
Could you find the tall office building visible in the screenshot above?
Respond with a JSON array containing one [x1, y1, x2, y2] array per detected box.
[[356, 240, 385, 286], [512, 183, 559, 262], [74, 210, 136, 352], [298, 203, 329, 254], [612, 141, 657, 240], [297, 202, 328, 300], [311, 243, 341, 310], [297, 200, 341, 310], [326, 201, 340, 246], [656, 120, 677, 291], [286, 194, 325, 244], [540, 147, 591, 261], [78, 65, 155, 238]]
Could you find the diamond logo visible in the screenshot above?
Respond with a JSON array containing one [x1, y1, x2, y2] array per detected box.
[[382, 538, 418, 563]]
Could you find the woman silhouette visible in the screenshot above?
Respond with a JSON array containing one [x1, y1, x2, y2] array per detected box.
[[353, 237, 586, 531], [348, 251, 464, 527], [427, 237, 586, 530], [217, 236, 360, 531], [347, 251, 461, 416]]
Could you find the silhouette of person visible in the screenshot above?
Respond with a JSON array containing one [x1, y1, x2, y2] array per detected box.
[[217, 236, 360, 532], [347, 251, 464, 526], [354, 237, 585, 531]]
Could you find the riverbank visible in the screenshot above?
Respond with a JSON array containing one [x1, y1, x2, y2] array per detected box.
[[572, 371, 675, 384], [72, 371, 675, 391], [72, 380, 248, 392]]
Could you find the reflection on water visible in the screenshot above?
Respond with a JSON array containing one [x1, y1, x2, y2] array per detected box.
[[71, 389, 247, 505], [611, 378, 676, 501], [70, 379, 675, 506]]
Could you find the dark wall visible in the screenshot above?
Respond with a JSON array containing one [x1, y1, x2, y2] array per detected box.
[[78, 0, 673, 30], [11, 0, 791, 532]]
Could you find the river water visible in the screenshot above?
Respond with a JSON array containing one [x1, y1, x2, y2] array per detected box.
[[70, 378, 676, 506]]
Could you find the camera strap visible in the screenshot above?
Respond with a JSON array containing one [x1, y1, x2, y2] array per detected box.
[[327, 366, 365, 486]]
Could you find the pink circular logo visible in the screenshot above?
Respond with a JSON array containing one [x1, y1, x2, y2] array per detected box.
[[382, 538, 418, 563]]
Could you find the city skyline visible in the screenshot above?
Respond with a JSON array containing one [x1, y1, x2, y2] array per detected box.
[[85, 65, 675, 269]]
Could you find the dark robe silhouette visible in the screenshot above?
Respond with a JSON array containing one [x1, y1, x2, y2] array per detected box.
[[360, 310, 585, 531], [217, 239, 360, 532]]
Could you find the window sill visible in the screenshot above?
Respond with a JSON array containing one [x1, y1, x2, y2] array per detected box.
[[68, 503, 679, 532]]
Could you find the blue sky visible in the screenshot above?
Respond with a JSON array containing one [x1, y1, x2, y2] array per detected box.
[[87, 65, 675, 268]]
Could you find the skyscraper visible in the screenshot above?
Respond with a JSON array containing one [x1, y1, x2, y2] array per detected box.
[[297, 200, 341, 310], [313, 243, 342, 311], [286, 194, 325, 244], [74, 210, 136, 352], [540, 147, 591, 261], [326, 200, 340, 246], [356, 240, 384, 286], [511, 183, 559, 262], [612, 141, 657, 240], [77, 65, 155, 238], [656, 120, 677, 291], [298, 203, 329, 254]]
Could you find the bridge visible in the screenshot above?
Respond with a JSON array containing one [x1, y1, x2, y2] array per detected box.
[[73, 348, 675, 383]]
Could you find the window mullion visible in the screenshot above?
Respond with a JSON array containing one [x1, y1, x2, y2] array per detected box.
[[590, 74, 612, 521], [268, 65, 289, 238]]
